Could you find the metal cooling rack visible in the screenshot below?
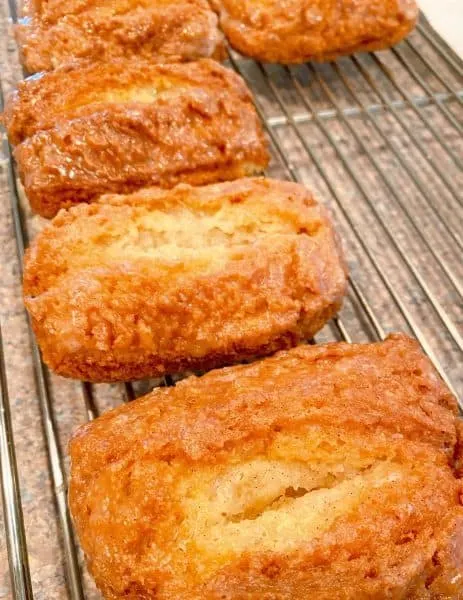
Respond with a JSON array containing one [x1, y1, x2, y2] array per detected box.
[[0, 9, 462, 600]]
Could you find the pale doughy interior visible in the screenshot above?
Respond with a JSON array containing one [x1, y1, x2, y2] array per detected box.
[[179, 428, 407, 574], [188, 462, 401, 556], [61, 78, 193, 114], [62, 200, 322, 279]]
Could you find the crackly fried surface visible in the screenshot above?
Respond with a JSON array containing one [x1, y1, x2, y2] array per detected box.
[[15, 0, 225, 73], [210, 0, 418, 63], [68, 334, 463, 599], [12, 59, 268, 218], [20, 0, 204, 23], [4, 57, 244, 145], [23, 178, 347, 382]]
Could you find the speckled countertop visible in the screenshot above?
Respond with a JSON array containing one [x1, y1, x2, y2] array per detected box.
[[0, 1, 462, 599]]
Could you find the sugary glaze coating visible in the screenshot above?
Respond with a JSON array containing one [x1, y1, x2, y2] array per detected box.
[[23, 178, 347, 382], [20, 0, 207, 24], [11, 59, 269, 218], [4, 57, 246, 145], [210, 0, 418, 63], [69, 334, 463, 599], [15, 0, 225, 73]]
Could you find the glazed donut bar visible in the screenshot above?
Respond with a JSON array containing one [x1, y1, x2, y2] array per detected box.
[[15, 0, 225, 73], [3, 56, 255, 145], [68, 334, 463, 599], [6, 59, 268, 218], [23, 178, 347, 382], [210, 0, 419, 63]]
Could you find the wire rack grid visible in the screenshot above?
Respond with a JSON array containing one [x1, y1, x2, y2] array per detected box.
[[0, 5, 462, 600]]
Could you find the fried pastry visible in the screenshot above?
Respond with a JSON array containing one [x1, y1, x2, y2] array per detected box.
[[23, 178, 347, 382], [15, 0, 225, 73], [68, 334, 463, 599], [9, 59, 268, 218], [4, 57, 247, 145], [211, 0, 418, 63]]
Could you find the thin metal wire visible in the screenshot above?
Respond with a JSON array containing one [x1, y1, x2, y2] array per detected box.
[[266, 91, 463, 126], [293, 64, 463, 350], [352, 55, 463, 232], [346, 279, 385, 340], [314, 62, 463, 296], [250, 59, 463, 353], [163, 375, 175, 387], [332, 317, 352, 344], [81, 383, 98, 421], [417, 22, 463, 78], [403, 38, 462, 103], [120, 379, 174, 404], [330, 61, 463, 254], [0, 89, 85, 600], [362, 54, 461, 174], [392, 46, 462, 134], [0, 323, 34, 600], [7, 0, 17, 21], [122, 383, 135, 402]]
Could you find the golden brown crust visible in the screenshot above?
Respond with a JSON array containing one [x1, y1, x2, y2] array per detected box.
[[15, 0, 225, 73], [23, 177, 347, 382], [11, 59, 269, 218], [68, 334, 462, 599], [211, 0, 418, 63], [4, 58, 244, 145], [20, 0, 200, 24]]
